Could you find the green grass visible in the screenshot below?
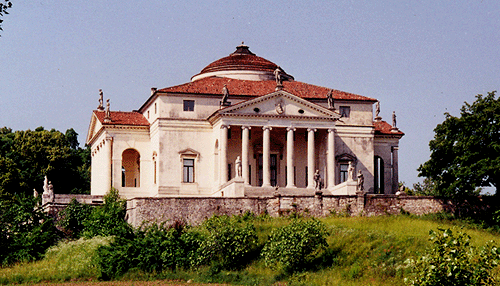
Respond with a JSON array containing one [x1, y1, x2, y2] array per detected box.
[[1, 215, 499, 285], [0, 236, 112, 284]]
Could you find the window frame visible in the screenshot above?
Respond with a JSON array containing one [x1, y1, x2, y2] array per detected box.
[[339, 106, 350, 118], [183, 100, 195, 112], [183, 158, 195, 183]]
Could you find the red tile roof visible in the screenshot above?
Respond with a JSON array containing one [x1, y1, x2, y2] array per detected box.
[[158, 77, 376, 101], [200, 54, 277, 74], [94, 110, 149, 126], [374, 121, 404, 136]]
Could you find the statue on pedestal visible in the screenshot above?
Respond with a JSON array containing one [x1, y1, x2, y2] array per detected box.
[[314, 170, 322, 191], [348, 161, 355, 181], [357, 170, 364, 192], [235, 156, 242, 177]]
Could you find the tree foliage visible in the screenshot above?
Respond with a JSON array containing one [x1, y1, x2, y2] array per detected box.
[[0, 0, 12, 34], [0, 127, 90, 199], [197, 214, 258, 270], [418, 91, 500, 197], [261, 218, 328, 273], [57, 198, 92, 239], [82, 188, 133, 239], [0, 194, 58, 265], [405, 228, 500, 286]]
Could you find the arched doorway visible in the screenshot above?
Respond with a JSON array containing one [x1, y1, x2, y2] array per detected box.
[[122, 149, 140, 187]]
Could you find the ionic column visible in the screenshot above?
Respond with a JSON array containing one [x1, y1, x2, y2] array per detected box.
[[307, 128, 316, 189], [262, 126, 272, 187], [241, 126, 251, 185], [104, 135, 113, 191], [392, 146, 399, 194], [220, 125, 229, 184], [286, 127, 296, 188], [327, 129, 335, 189]]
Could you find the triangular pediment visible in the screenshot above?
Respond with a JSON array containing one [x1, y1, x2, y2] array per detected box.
[[219, 91, 340, 119], [86, 112, 103, 145]]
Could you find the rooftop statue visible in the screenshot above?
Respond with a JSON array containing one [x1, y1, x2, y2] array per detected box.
[[274, 66, 283, 89], [327, 89, 334, 110], [97, 89, 104, 111], [221, 84, 230, 106], [392, 111, 397, 129], [104, 99, 111, 122]]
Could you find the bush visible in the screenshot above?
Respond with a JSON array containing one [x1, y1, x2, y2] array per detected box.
[[0, 195, 58, 265], [261, 218, 328, 273], [57, 198, 92, 238], [197, 214, 258, 270], [97, 221, 202, 280], [82, 188, 132, 238], [405, 228, 500, 286]]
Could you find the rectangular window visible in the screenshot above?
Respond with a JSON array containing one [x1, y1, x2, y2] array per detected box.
[[339, 106, 350, 118], [183, 159, 194, 182], [340, 163, 349, 183], [183, 100, 195, 112], [228, 163, 232, 181], [154, 103, 157, 114]]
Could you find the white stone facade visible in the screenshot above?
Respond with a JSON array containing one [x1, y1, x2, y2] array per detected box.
[[86, 45, 403, 198]]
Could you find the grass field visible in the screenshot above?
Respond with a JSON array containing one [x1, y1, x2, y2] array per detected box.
[[1, 214, 499, 285]]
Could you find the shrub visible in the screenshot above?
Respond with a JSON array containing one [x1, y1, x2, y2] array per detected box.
[[405, 228, 500, 286], [0, 195, 58, 265], [57, 198, 92, 238], [82, 188, 132, 238], [197, 215, 258, 270], [97, 221, 202, 280], [261, 218, 328, 273]]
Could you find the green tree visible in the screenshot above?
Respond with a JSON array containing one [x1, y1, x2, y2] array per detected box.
[[82, 188, 132, 238], [0, 127, 90, 199], [0, 194, 58, 265], [261, 218, 328, 273], [418, 91, 500, 197], [405, 228, 500, 286], [0, 1, 12, 35]]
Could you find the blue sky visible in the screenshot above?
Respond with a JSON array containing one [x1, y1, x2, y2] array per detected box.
[[1, 1, 499, 188]]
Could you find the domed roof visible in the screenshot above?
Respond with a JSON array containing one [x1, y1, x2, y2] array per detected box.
[[191, 43, 294, 82]]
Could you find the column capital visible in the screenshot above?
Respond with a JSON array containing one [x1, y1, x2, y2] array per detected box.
[[307, 128, 317, 133], [286, 127, 296, 132], [262, 126, 272, 131], [105, 135, 113, 142], [241, 126, 251, 130], [327, 128, 335, 133], [220, 124, 230, 129]]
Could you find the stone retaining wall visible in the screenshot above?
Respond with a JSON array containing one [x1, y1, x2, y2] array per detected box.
[[43, 193, 490, 227], [125, 193, 453, 227]]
